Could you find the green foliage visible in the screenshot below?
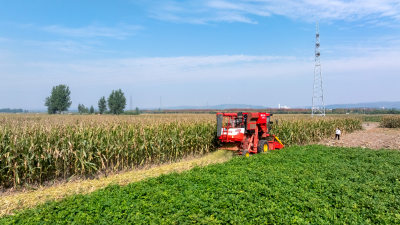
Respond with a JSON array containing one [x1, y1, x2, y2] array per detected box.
[[361, 115, 382, 122], [0, 118, 216, 187], [107, 89, 126, 115], [0, 115, 362, 188], [380, 116, 400, 128], [0, 108, 25, 113], [98, 97, 107, 114], [330, 108, 400, 114], [89, 106, 94, 114], [123, 107, 141, 115], [77, 104, 89, 114], [2, 146, 400, 224], [44, 85, 72, 114]]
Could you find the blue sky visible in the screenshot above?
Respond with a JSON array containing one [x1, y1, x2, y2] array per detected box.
[[1, 0, 400, 110]]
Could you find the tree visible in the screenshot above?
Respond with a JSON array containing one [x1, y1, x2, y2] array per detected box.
[[78, 104, 89, 114], [98, 96, 107, 114], [89, 105, 94, 114], [78, 104, 83, 114], [135, 107, 140, 115], [45, 84, 72, 114], [108, 89, 126, 115]]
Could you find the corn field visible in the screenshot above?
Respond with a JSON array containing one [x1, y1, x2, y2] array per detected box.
[[0, 114, 362, 188], [380, 116, 400, 128], [271, 118, 362, 146], [0, 115, 215, 188]]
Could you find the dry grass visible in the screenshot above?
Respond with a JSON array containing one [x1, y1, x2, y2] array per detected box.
[[0, 150, 233, 217]]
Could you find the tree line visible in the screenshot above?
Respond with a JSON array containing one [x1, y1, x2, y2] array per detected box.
[[45, 84, 138, 115], [0, 108, 27, 113]]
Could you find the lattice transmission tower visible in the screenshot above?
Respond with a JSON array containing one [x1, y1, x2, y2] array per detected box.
[[312, 22, 325, 117]]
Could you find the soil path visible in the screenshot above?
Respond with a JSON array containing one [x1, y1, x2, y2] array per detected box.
[[0, 150, 233, 217], [319, 122, 400, 150]]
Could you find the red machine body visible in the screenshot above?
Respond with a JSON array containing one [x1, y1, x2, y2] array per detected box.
[[217, 112, 284, 155]]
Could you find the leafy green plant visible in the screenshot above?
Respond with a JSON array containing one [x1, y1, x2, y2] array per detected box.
[[2, 145, 400, 224]]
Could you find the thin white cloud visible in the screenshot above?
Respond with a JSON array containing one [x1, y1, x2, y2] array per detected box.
[[321, 34, 400, 59], [3, 48, 398, 85], [1, 54, 301, 85], [148, 0, 258, 24], [24, 40, 98, 54], [1, 50, 400, 108], [0, 37, 9, 42], [147, 0, 400, 25], [42, 24, 141, 39]]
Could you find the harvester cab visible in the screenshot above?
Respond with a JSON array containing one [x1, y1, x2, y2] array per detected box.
[[216, 112, 284, 156]]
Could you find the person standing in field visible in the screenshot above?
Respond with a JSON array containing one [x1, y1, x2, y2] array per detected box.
[[335, 127, 341, 140]]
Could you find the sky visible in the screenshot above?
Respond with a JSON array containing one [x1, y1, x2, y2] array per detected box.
[[0, 0, 400, 110]]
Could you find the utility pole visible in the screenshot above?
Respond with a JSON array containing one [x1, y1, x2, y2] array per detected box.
[[159, 96, 162, 111], [312, 22, 326, 117], [129, 95, 132, 111]]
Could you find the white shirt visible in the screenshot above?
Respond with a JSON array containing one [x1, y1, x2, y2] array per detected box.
[[336, 129, 341, 135]]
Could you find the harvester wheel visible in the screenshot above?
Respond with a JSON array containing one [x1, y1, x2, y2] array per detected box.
[[257, 140, 269, 153], [241, 150, 250, 157]]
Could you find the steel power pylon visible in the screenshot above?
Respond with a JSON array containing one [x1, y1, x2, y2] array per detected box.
[[312, 22, 325, 117]]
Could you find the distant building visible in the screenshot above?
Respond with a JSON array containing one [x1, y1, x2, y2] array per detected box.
[[278, 104, 290, 109]]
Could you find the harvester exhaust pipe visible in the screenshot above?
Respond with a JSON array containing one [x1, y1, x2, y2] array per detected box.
[[217, 114, 223, 137]]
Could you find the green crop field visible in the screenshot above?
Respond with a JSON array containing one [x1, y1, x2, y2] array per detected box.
[[2, 145, 400, 224], [0, 114, 361, 188]]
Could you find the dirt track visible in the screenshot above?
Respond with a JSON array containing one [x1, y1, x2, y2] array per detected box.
[[319, 122, 400, 150]]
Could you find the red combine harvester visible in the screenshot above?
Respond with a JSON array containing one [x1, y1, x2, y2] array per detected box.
[[217, 112, 284, 156]]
